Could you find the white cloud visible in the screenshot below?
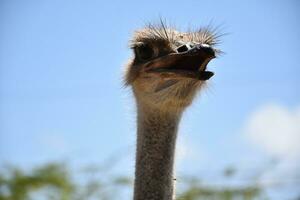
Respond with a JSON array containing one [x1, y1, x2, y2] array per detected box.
[[244, 103, 300, 159], [243, 103, 300, 199]]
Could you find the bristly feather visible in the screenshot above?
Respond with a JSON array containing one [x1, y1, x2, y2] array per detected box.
[[130, 20, 224, 50], [130, 21, 176, 48]]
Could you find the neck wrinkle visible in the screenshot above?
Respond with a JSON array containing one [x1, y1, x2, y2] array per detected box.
[[134, 106, 182, 200]]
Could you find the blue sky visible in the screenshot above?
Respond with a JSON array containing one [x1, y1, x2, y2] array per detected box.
[[0, 0, 299, 199]]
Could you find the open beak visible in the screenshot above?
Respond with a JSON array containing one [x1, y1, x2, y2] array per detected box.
[[143, 43, 216, 80]]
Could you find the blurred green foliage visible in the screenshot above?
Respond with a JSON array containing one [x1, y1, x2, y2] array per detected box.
[[0, 163, 73, 200], [0, 163, 268, 200], [177, 180, 262, 200]]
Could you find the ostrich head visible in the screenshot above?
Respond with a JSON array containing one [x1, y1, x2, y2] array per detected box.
[[125, 23, 221, 113]]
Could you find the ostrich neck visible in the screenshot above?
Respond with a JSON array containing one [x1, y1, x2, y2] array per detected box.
[[134, 105, 182, 200]]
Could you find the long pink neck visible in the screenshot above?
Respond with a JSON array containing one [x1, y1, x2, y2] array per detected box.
[[134, 106, 182, 200]]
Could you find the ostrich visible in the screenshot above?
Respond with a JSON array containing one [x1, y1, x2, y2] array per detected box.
[[124, 22, 221, 200]]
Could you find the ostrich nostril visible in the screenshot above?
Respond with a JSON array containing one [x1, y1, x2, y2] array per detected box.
[[176, 44, 189, 53], [176, 42, 196, 53]]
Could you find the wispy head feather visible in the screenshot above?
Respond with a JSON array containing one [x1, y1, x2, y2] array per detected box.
[[130, 20, 224, 49]]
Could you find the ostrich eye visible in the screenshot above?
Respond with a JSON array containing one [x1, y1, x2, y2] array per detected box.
[[135, 43, 154, 61]]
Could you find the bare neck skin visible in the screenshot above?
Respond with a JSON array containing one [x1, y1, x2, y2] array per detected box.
[[134, 104, 182, 200]]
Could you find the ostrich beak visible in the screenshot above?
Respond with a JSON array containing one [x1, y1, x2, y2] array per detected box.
[[143, 43, 216, 80]]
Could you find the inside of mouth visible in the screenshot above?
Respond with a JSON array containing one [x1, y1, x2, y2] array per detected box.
[[146, 53, 214, 80], [166, 56, 207, 72]]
